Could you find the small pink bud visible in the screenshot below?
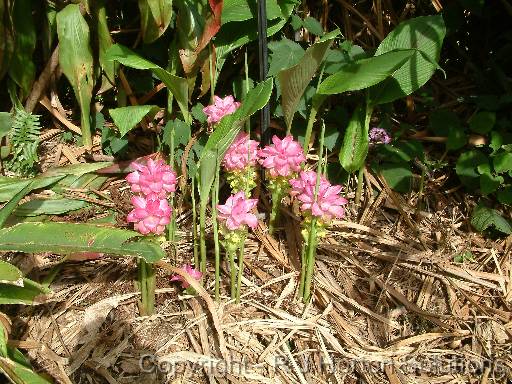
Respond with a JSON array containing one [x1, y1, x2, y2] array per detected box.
[[222, 132, 259, 172], [217, 191, 258, 230], [170, 264, 202, 289], [127, 194, 171, 235], [258, 135, 306, 178], [202, 95, 241, 125]]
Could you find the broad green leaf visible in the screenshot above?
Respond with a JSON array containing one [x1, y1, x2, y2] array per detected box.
[[8, 0, 36, 95], [379, 163, 413, 193], [280, 30, 338, 130], [479, 173, 503, 196], [0, 222, 166, 263], [15, 199, 89, 217], [198, 79, 273, 201], [0, 278, 50, 305], [0, 181, 34, 228], [497, 188, 512, 205], [105, 44, 190, 123], [267, 38, 305, 77], [222, 0, 282, 24], [339, 105, 368, 173], [164, 119, 191, 148], [317, 49, 414, 95], [303, 16, 324, 36], [455, 150, 488, 189], [471, 204, 512, 234], [469, 111, 496, 134], [494, 152, 512, 174], [94, 0, 116, 86], [0, 112, 11, 140], [0, 321, 6, 358], [138, 0, 173, 44], [0, 261, 23, 285], [109, 105, 160, 137], [370, 15, 446, 105], [57, 4, 94, 149], [0, 353, 52, 383], [43, 162, 113, 177]]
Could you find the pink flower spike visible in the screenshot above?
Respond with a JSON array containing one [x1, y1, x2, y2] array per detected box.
[[369, 127, 392, 144], [222, 132, 259, 172], [126, 194, 172, 235], [125, 159, 177, 198], [170, 264, 203, 289], [258, 135, 306, 178], [217, 191, 258, 230], [289, 170, 329, 198], [202, 95, 241, 125]]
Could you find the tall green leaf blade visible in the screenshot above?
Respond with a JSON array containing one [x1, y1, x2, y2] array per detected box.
[[138, 0, 173, 44], [279, 30, 338, 130], [94, 0, 116, 86], [8, 0, 36, 95], [56, 4, 94, 149], [109, 105, 160, 137], [0, 223, 166, 263], [105, 44, 190, 123], [317, 50, 414, 95], [370, 15, 446, 105], [339, 105, 367, 173]]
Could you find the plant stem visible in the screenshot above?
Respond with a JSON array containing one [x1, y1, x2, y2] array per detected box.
[[229, 249, 236, 299], [268, 188, 281, 235], [191, 177, 199, 268], [236, 235, 246, 303], [355, 165, 365, 205], [298, 245, 306, 298], [355, 94, 374, 205], [138, 259, 155, 316], [303, 219, 317, 302], [168, 125, 176, 244], [199, 203, 207, 275], [212, 159, 221, 301]]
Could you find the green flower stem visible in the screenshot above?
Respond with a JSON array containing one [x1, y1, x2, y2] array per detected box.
[[236, 235, 246, 303], [303, 218, 318, 303], [212, 161, 221, 301], [298, 245, 306, 298], [355, 94, 374, 205], [268, 188, 282, 235], [355, 166, 365, 205], [199, 204, 207, 275], [138, 259, 155, 316], [191, 177, 199, 268], [229, 249, 236, 299]]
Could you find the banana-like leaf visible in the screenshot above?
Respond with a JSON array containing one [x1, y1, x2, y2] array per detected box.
[[0, 261, 22, 286], [14, 199, 89, 217], [138, 0, 173, 44], [317, 50, 415, 95], [109, 105, 160, 137], [8, 0, 36, 95], [339, 105, 370, 173], [279, 30, 339, 131], [56, 4, 95, 149], [0, 222, 166, 263], [94, 0, 116, 87], [105, 44, 190, 123], [370, 15, 446, 105]]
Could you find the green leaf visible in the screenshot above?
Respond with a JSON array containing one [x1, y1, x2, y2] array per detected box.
[[0, 278, 50, 305], [493, 152, 512, 174], [164, 119, 191, 148], [0, 222, 166, 263], [490, 131, 503, 153], [471, 204, 512, 234], [57, 4, 94, 149], [455, 150, 488, 189], [303, 16, 324, 36], [105, 44, 190, 123], [109, 105, 160, 137], [469, 111, 496, 134], [0, 112, 11, 140], [479, 173, 503, 196], [14, 199, 89, 217], [267, 38, 305, 77], [191, 103, 207, 123], [370, 15, 446, 105], [0, 260, 23, 285], [0, 351, 52, 383], [221, 0, 282, 24], [339, 105, 368, 173], [8, 0, 36, 95], [318, 49, 415, 95], [497, 188, 512, 205], [279, 30, 338, 130], [379, 163, 413, 193], [94, 0, 116, 86], [138, 0, 173, 44]]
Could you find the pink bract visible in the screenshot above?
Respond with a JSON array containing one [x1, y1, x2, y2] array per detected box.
[[126, 194, 172, 235], [290, 171, 348, 222], [203, 95, 241, 125], [170, 264, 203, 289], [258, 135, 306, 177], [222, 132, 259, 171], [126, 159, 177, 198], [217, 191, 258, 230]]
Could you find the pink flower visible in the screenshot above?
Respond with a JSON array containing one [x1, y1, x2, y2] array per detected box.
[[369, 127, 391, 144], [203, 95, 241, 125], [126, 159, 177, 198], [127, 195, 171, 235], [258, 135, 306, 177], [222, 132, 259, 172], [290, 171, 348, 222], [289, 170, 329, 197], [217, 191, 258, 230], [170, 264, 203, 289]]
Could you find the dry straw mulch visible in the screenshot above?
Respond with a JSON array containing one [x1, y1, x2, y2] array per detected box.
[[5, 170, 512, 384]]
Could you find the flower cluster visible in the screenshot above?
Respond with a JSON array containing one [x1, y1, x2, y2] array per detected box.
[[203, 95, 241, 125], [258, 135, 306, 178], [290, 171, 348, 224], [126, 159, 177, 235], [369, 127, 392, 144]]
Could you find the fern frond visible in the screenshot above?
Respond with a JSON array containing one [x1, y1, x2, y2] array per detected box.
[[6, 108, 41, 176]]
